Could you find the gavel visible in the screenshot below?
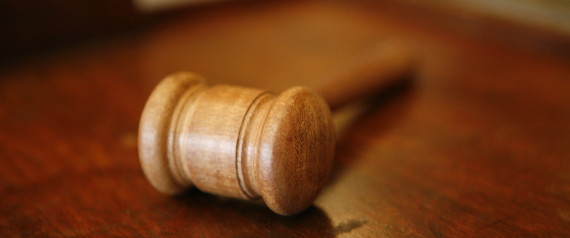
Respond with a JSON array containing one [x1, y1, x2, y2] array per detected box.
[[138, 42, 414, 215]]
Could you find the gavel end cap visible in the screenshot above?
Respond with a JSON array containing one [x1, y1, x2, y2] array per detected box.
[[138, 72, 205, 195], [258, 87, 335, 215]]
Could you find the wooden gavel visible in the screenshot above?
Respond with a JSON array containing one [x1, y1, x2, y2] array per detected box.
[[138, 42, 414, 215]]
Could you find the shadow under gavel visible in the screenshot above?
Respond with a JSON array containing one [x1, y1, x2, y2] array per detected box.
[[138, 41, 415, 215]]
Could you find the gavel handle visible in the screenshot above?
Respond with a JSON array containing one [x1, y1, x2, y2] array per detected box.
[[318, 41, 415, 111]]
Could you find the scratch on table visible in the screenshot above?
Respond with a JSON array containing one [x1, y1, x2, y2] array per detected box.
[[331, 219, 368, 235]]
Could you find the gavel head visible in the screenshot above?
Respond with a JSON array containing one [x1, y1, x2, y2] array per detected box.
[[139, 72, 335, 215]]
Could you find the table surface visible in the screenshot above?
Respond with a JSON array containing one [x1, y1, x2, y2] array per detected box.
[[1, 1, 569, 237]]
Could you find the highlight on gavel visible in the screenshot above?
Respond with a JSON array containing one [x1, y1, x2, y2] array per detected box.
[[138, 41, 415, 215]]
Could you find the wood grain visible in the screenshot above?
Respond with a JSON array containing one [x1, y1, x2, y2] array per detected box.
[[1, 0, 569, 237], [139, 72, 335, 215]]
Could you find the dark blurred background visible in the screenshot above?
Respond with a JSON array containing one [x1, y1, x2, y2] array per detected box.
[[1, 0, 569, 61]]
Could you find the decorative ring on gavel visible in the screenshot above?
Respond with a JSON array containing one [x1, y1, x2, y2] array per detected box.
[[139, 73, 335, 215], [138, 41, 414, 215]]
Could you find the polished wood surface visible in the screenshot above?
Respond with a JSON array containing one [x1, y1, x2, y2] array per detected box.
[[1, 1, 570, 237]]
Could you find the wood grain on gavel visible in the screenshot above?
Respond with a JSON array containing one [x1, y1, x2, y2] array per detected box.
[[139, 42, 413, 215]]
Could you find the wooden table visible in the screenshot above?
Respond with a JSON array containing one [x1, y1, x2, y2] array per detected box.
[[1, 1, 569, 237]]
